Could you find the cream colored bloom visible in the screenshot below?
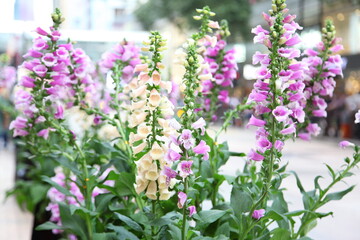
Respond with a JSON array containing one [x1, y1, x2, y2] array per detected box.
[[152, 71, 161, 85], [145, 162, 159, 181], [129, 132, 144, 146], [132, 141, 147, 155], [134, 64, 149, 73], [160, 81, 172, 93], [135, 177, 149, 194], [137, 123, 151, 138], [137, 153, 153, 170], [149, 89, 162, 107], [159, 188, 174, 200], [131, 99, 146, 110], [145, 181, 157, 200], [132, 85, 147, 98], [150, 142, 165, 160], [157, 175, 167, 189]]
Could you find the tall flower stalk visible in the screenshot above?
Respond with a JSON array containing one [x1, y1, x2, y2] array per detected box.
[[244, 0, 305, 236], [130, 32, 176, 216], [298, 20, 343, 140]]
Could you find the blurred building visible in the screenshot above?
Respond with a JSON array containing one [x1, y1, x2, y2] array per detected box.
[[0, 0, 147, 61]]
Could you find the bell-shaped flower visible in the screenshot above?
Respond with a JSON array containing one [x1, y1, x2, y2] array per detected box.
[[159, 188, 173, 200], [151, 70, 161, 85], [193, 140, 210, 160], [135, 177, 149, 194], [145, 181, 157, 200], [192, 117, 206, 135], [132, 141, 147, 155], [179, 160, 193, 178], [137, 123, 151, 138], [145, 163, 159, 181], [150, 142, 165, 160], [177, 191, 187, 209], [149, 89, 162, 107]]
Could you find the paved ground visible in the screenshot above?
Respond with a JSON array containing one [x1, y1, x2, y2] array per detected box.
[[0, 127, 359, 239]]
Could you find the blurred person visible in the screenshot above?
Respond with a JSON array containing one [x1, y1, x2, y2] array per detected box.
[[344, 91, 360, 139], [325, 92, 347, 137]]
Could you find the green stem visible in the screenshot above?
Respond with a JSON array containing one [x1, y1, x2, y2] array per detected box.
[[151, 200, 156, 239], [294, 154, 359, 238], [181, 177, 188, 240]]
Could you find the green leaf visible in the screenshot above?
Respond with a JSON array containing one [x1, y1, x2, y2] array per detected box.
[[168, 224, 181, 240], [270, 228, 291, 240], [58, 202, 88, 239], [298, 237, 314, 240], [266, 210, 286, 221], [284, 210, 307, 217], [230, 186, 253, 216], [228, 151, 246, 157], [93, 232, 117, 240], [115, 172, 135, 197], [314, 176, 323, 192], [290, 171, 305, 193], [41, 176, 74, 197], [324, 185, 355, 202], [195, 210, 228, 224], [302, 219, 317, 236], [95, 193, 115, 213], [325, 164, 336, 180], [215, 222, 230, 237], [35, 221, 64, 231], [69, 205, 97, 217], [114, 212, 143, 232], [29, 183, 49, 205], [108, 224, 139, 240]]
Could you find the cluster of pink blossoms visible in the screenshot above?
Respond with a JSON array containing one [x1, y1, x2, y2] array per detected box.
[[9, 24, 93, 139], [46, 168, 114, 237], [0, 65, 16, 90], [247, 6, 306, 161], [298, 28, 343, 140], [202, 33, 238, 121], [99, 41, 141, 84]]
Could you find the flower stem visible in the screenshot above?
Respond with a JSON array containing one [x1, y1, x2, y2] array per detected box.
[[181, 177, 188, 240]]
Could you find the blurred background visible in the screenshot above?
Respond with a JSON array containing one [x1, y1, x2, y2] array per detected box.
[[1, 0, 360, 136]]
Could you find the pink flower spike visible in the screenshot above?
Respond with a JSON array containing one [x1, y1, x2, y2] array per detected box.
[[37, 128, 50, 139], [35, 27, 49, 36], [280, 124, 296, 135], [285, 34, 301, 46], [339, 141, 355, 149], [274, 140, 284, 151], [20, 76, 35, 88], [163, 166, 177, 179], [193, 140, 210, 160], [180, 129, 194, 150], [54, 105, 64, 119], [165, 148, 181, 162], [179, 161, 193, 178], [247, 149, 264, 161], [272, 106, 292, 122], [247, 115, 266, 128], [188, 206, 197, 217], [177, 192, 187, 209], [33, 64, 48, 77], [192, 118, 206, 135], [298, 133, 311, 141], [252, 209, 265, 220], [354, 110, 360, 124]]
